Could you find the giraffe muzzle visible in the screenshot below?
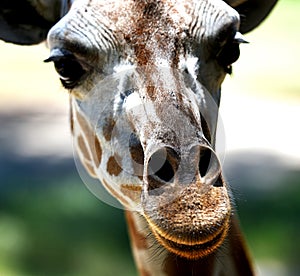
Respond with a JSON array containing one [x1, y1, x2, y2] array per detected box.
[[141, 144, 231, 259]]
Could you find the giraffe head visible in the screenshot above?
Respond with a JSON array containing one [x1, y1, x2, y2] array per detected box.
[[45, 0, 276, 260]]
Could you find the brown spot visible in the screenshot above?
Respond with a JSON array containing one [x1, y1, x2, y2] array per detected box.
[[129, 133, 144, 165], [77, 135, 91, 161], [146, 85, 156, 100], [136, 44, 152, 66], [91, 135, 102, 167], [76, 111, 102, 167], [76, 110, 91, 136], [102, 116, 116, 141], [125, 211, 148, 249], [84, 131, 102, 167], [107, 155, 122, 176], [121, 184, 142, 202], [129, 133, 144, 179]]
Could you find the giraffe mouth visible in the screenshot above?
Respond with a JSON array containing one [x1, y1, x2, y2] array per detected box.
[[150, 218, 229, 259]]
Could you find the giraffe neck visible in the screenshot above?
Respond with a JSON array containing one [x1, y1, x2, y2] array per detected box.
[[126, 211, 254, 276]]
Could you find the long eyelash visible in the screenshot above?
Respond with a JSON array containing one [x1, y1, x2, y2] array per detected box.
[[234, 32, 249, 44]]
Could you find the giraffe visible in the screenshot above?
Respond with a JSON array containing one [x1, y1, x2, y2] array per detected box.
[[0, 0, 277, 275]]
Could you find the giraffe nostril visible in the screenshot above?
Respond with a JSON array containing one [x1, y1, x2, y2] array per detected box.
[[198, 146, 222, 187], [151, 157, 174, 183], [146, 147, 178, 194], [199, 146, 212, 178]]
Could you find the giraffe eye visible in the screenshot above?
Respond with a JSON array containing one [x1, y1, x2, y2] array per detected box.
[[45, 51, 86, 89], [216, 41, 240, 74]]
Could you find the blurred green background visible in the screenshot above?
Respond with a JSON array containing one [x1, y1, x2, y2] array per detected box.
[[0, 1, 299, 275]]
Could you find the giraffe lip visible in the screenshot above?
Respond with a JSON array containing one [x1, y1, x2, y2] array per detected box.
[[152, 222, 229, 259]]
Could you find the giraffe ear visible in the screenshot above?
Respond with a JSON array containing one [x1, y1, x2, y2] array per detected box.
[[0, 0, 71, 45], [225, 0, 278, 33]]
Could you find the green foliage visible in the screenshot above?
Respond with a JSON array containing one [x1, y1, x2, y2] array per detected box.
[[236, 170, 300, 274], [0, 170, 136, 276]]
